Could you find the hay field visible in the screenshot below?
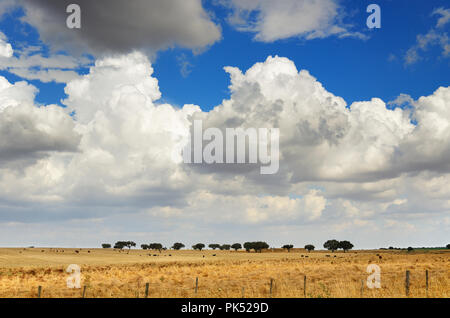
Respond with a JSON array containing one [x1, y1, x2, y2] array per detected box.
[[0, 248, 449, 298]]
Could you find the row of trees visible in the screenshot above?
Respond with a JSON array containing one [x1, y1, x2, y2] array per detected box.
[[141, 243, 164, 252], [207, 244, 238, 251], [387, 245, 450, 251], [102, 240, 355, 252], [104, 241, 449, 252], [243, 242, 269, 253], [323, 240, 354, 252], [281, 241, 354, 253], [112, 241, 136, 250], [281, 244, 318, 252]]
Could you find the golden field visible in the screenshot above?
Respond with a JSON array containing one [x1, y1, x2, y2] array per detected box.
[[0, 247, 449, 298]]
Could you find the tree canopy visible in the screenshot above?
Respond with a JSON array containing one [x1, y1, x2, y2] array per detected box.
[[149, 243, 163, 252], [339, 241, 354, 252], [171, 242, 185, 250], [114, 241, 136, 250], [192, 243, 205, 251], [323, 239, 340, 252], [231, 243, 242, 251], [243, 242, 269, 253]]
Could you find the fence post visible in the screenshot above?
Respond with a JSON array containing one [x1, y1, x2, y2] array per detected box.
[[195, 277, 198, 294], [360, 280, 364, 298], [37, 286, 42, 298], [405, 271, 410, 297], [145, 283, 149, 298], [241, 287, 245, 298], [82, 286, 87, 298], [425, 270, 429, 297], [303, 276, 307, 298], [269, 279, 274, 297]]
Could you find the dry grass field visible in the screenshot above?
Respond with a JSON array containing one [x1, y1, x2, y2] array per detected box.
[[0, 247, 449, 298]]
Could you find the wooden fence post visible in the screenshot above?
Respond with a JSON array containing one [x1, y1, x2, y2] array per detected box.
[[303, 276, 307, 298], [269, 279, 274, 297], [37, 286, 42, 298], [241, 287, 245, 298], [82, 286, 87, 298], [145, 283, 149, 298], [405, 270, 410, 297], [360, 280, 364, 298], [195, 277, 198, 294], [425, 270, 429, 297]]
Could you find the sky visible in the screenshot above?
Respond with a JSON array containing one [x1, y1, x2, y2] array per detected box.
[[0, 0, 449, 249]]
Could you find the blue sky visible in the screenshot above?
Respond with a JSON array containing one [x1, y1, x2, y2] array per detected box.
[[1, 0, 449, 110], [155, 0, 450, 110]]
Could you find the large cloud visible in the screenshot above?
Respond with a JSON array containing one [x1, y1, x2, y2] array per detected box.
[[194, 56, 415, 185], [13, 0, 222, 55], [221, 0, 365, 42], [59, 52, 199, 207], [1, 52, 450, 247], [0, 77, 80, 168]]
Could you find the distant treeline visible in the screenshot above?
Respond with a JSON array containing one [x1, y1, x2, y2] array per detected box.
[[99, 240, 427, 253], [382, 245, 450, 251]]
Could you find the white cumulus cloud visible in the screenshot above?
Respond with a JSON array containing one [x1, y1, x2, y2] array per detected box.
[[0, 52, 450, 247]]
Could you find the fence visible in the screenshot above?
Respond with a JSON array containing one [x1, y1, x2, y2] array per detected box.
[[5, 268, 449, 298]]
